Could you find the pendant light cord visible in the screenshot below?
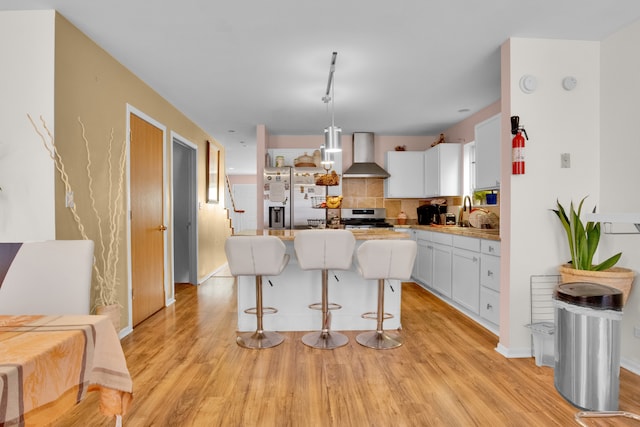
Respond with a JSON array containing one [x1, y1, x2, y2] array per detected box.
[[331, 69, 335, 127], [322, 51, 341, 153]]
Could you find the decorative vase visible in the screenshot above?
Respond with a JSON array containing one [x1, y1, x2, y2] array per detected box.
[[96, 303, 121, 331], [559, 263, 635, 306]]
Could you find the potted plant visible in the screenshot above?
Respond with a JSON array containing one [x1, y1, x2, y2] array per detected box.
[[552, 196, 634, 305]]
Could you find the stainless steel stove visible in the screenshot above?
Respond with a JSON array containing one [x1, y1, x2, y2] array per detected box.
[[340, 208, 393, 229]]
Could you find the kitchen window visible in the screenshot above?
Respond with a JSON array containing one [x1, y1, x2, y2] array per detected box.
[[463, 141, 476, 198]]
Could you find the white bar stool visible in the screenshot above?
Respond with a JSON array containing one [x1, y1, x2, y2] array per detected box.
[[225, 235, 290, 349], [355, 239, 417, 349], [294, 229, 355, 349]]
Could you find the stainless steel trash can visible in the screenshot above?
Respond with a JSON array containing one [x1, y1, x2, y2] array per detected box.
[[553, 282, 623, 411]]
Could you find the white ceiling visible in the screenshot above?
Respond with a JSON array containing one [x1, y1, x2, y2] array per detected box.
[[3, 1, 640, 175]]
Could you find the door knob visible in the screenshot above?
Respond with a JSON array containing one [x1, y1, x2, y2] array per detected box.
[[158, 225, 167, 231]]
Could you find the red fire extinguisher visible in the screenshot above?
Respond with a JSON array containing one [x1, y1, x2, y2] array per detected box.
[[511, 116, 528, 175]]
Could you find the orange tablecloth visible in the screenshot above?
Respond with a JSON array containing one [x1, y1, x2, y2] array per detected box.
[[0, 315, 133, 426]]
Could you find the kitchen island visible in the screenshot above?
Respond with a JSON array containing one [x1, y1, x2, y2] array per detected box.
[[233, 229, 410, 332]]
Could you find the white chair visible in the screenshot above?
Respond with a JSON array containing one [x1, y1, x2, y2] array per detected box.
[[225, 235, 289, 349], [294, 229, 356, 349], [0, 240, 95, 315], [355, 239, 417, 349]]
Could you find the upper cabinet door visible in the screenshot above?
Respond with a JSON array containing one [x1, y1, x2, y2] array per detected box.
[[384, 151, 425, 198], [474, 114, 501, 190], [424, 143, 462, 197]]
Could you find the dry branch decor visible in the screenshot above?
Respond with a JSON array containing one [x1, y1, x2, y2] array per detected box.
[[28, 114, 126, 314]]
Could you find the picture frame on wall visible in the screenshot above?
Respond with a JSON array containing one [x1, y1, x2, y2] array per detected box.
[[206, 140, 219, 203]]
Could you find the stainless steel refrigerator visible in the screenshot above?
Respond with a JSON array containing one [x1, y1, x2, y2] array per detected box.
[[263, 167, 291, 229], [263, 166, 329, 229], [291, 167, 326, 229]]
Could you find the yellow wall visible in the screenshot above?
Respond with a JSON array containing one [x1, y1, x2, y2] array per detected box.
[[53, 13, 231, 326]]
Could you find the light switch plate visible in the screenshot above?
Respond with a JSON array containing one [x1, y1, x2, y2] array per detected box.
[[65, 191, 74, 208], [561, 153, 570, 168]]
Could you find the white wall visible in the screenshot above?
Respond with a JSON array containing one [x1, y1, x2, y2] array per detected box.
[[229, 184, 258, 232], [600, 21, 640, 370], [0, 11, 56, 241], [501, 38, 601, 355]]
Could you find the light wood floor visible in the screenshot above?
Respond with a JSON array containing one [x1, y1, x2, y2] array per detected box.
[[55, 277, 640, 426]]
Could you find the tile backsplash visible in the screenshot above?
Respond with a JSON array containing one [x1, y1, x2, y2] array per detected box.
[[342, 179, 384, 208], [342, 178, 499, 226], [341, 178, 420, 222]]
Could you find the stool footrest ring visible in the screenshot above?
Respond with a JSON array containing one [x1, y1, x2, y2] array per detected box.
[[244, 306, 278, 315], [308, 302, 342, 311], [361, 311, 393, 321]]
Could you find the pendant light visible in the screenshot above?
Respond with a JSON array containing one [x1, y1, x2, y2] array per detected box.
[[320, 144, 334, 171], [322, 52, 342, 153]]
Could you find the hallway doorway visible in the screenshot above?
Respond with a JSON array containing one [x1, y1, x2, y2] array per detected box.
[[172, 134, 198, 285]]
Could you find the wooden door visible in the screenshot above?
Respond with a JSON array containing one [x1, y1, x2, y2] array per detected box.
[[130, 113, 166, 326]]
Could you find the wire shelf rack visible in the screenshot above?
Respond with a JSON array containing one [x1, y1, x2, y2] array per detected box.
[[530, 275, 560, 325], [310, 196, 325, 208]]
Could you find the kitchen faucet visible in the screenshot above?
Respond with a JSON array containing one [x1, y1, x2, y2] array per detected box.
[[459, 195, 472, 227]]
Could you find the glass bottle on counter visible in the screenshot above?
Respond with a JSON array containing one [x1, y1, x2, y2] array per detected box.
[[397, 211, 407, 225]]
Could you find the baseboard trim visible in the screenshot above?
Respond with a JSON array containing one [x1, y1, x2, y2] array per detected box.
[[118, 325, 133, 339], [496, 344, 640, 377], [621, 357, 640, 376], [199, 263, 230, 284], [495, 342, 533, 359]]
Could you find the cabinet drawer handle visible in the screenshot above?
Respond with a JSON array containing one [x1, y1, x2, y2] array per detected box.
[[486, 303, 492, 310], [487, 270, 493, 277], [488, 247, 495, 253]]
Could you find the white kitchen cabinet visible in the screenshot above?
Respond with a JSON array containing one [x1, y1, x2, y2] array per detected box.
[[452, 234, 480, 252], [474, 114, 501, 190], [424, 143, 462, 197], [480, 287, 500, 326], [452, 236, 480, 314], [431, 243, 452, 298], [481, 239, 501, 257], [430, 232, 453, 298], [384, 151, 425, 198], [410, 229, 499, 334], [480, 251, 500, 292], [480, 240, 501, 328], [414, 230, 431, 287], [413, 229, 453, 296]]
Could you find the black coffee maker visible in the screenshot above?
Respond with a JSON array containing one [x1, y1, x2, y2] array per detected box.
[[417, 204, 447, 225]]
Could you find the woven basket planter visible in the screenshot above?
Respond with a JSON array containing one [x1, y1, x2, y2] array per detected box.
[[559, 264, 635, 307], [96, 303, 121, 331]]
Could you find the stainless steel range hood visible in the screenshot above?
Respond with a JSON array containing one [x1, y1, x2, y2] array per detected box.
[[342, 132, 390, 179]]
